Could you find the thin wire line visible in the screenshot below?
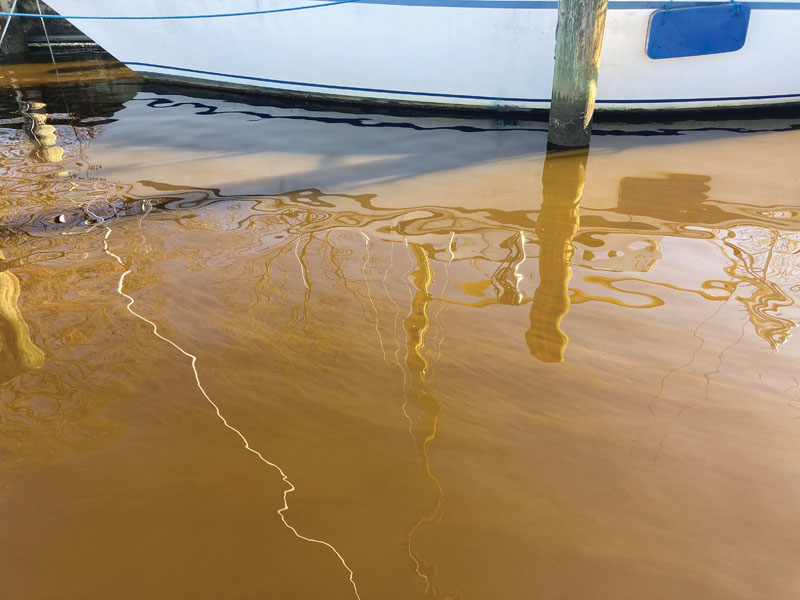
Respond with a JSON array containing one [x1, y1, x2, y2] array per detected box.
[[2, 1, 362, 20], [360, 231, 387, 362], [36, 0, 62, 87]]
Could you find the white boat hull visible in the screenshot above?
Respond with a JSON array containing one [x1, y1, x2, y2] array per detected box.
[[44, 0, 800, 111]]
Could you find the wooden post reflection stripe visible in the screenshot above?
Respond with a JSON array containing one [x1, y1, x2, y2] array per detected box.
[[526, 149, 587, 362], [0, 260, 45, 383]]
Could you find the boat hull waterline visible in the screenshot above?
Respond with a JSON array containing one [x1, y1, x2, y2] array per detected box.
[[42, 0, 800, 111]]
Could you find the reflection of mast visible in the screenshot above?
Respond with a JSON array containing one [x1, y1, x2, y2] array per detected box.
[[17, 90, 64, 163], [0, 257, 45, 383], [404, 244, 438, 456], [403, 243, 459, 600], [526, 149, 587, 363]]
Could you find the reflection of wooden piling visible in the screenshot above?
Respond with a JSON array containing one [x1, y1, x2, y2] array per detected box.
[[526, 149, 587, 362], [404, 243, 438, 454], [18, 91, 64, 162], [0, 263, 45, 383], [548, 0, 608, 148]]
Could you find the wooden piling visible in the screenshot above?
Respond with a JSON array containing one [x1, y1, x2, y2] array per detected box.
[[548, 0, 609, 149]]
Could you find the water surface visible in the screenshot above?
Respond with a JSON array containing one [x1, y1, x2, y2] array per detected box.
[[1, 57, 800, 599]]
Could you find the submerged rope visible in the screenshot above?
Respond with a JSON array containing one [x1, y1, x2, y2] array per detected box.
[[0, 0, 362, 20]]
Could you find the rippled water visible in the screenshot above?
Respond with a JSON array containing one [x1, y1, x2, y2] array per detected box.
[[2, 56, 800, 599]]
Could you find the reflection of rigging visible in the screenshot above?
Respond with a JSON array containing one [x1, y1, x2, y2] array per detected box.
[[403, 243, 460, 600], [491, 231, 526, 306], [361, 232, 387, 362], [719, 228, 797, 348], [429, 232, 455, 388]]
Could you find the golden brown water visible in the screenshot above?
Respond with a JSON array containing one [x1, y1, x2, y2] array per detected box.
[[2, 58, 800, 599]]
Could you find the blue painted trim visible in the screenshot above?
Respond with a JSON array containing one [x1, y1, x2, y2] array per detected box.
[[609, 0, 800, 7], [3, 0, 800, 17], [350, 0, 558, 6], [596, 93, 800, 103], [351, 0, 800, 7], [0, 0, 362, 20], [129, 62, 800, 105]]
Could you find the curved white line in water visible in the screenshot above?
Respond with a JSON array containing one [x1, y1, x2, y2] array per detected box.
[[360, 232, 387, 362], [400, 238, 416, 434], [102, 227, 361, 600], [295, 236, 311, 289], [430, 232, 456, 376], [383, 241, 407, 405], [515, 230, 526, 291]]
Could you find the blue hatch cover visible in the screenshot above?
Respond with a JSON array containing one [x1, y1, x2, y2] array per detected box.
[[647, 3, 752, 60]]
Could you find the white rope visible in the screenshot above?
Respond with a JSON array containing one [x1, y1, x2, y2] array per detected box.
[[36, 0, 63, 87]]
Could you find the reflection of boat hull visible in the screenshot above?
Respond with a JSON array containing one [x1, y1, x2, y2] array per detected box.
[[44, 0, 800, 112]]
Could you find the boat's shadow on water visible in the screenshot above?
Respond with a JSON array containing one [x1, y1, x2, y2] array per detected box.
[[2, 83, 798, 237], [111, 87, 800, 189], [3, 60, 800, 199]]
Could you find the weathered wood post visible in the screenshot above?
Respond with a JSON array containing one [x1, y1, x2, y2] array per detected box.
[[548, 0, 609, 148]]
